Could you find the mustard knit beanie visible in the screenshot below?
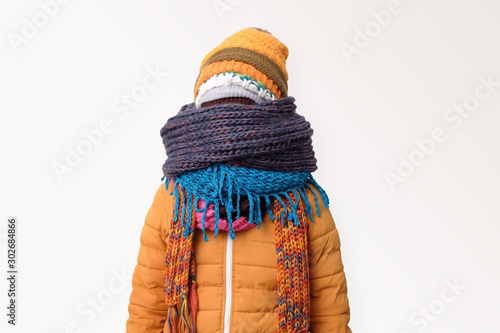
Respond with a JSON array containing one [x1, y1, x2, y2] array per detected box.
[[193, 27, 289, 107]]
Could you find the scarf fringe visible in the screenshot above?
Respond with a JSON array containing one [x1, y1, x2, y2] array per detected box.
[[166, 288, 197, 333], [161, 163, 329, 333], [161, 163, 330, 242]]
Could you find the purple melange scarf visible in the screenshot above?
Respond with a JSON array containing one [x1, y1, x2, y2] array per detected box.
[[160, 96, 318, 178]]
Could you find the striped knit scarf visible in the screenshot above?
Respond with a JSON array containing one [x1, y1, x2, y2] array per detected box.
[[160, 97, 329, 333]]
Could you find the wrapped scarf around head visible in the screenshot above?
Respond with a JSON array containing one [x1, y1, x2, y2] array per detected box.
[[160, 96, 329, 333], [161, 96, 317, 178]]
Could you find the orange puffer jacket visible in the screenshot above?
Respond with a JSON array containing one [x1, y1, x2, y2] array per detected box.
[[126, 179, 352, 333]]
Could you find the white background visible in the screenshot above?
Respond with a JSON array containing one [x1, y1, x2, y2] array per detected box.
[[1, 0, 499, 332]]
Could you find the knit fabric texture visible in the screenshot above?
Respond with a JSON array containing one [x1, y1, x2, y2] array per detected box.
[[198, 82, 269, 107], [195, 71, 276, 108], [162, 26, 327, 333], [193, 27, 289, 100], [200, 96, 255, 108], [160, 96, 317, 179], [162, 163, 329, 333]]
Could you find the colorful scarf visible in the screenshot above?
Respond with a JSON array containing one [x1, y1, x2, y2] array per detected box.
[[161, 97, 329, 333]]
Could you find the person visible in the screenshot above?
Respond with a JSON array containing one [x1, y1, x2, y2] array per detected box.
[[125, 26, 352, 333]]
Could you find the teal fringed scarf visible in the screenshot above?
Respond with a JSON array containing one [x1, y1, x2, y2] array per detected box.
[[161, 162, 329, 240], [162, 162, 330, 333]]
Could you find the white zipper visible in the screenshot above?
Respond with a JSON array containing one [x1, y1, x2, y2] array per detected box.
[[223, 234, 233, 333]]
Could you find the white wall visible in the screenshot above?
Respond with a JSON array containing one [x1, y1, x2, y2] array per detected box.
[[1, 0, 499, 332]]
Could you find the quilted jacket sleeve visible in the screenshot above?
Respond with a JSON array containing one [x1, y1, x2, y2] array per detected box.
[[306, 183, 352, 333], [126, 183, 171, 333]]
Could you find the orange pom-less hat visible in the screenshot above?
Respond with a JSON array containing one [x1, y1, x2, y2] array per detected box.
[[193, 27, 289, 101]]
